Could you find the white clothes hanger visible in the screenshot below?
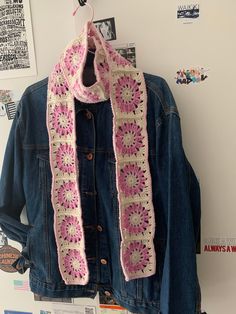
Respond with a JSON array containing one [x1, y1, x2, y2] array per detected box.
[[72, 0, 94, 22], [72, 1, 95, 55]]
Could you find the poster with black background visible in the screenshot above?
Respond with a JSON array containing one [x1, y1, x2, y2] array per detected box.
[[0, 0, 36, 79]]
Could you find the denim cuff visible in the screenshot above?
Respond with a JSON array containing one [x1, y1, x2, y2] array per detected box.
[[11, 245, 32, 274]]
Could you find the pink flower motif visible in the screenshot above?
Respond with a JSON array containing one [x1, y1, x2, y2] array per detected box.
[[97, 61, 109, 75], [51, 104, 73, 136], [60, 216, 82, 243], [101, 78, 110, 95], [116, 122, 144, 156], [119, 163, 147, 197], [50, 63, 69, 96], [104, 41, 115, 56], [97, 61, 110, 94], [63, 249, 87, 278], [64, 43, 85, 76], [57, 181, 78, 209], [82, 89, 100, 102], [123, 241, 150, 273], [104, 41, 130, 67], [73, 80, 101, 103], [113, 53, 131, 67], [122, 203, 149, 234], [115, 76, 142, 113], [88, 24, 100, 40], [56, 143, 75, 174]]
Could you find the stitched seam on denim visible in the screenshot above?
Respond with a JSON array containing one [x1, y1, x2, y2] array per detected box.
[[108, 160, 127, 296], [23, 145, 49, 150], [165, 108, 179, 117], [147, 82, 179, 115], [23, 145, 117, 153], [30, 273, 97, 292], [147, 84, 167, 117], [21, 78, 48, 99], [155, 110, 166, 130], [112, 289, 160, 309], [38, 158, 52, 283], [16, 101, 25, 148], [147, 80, 179, 117], [91, 115, 100, 285], [136, 278, 143, 301]]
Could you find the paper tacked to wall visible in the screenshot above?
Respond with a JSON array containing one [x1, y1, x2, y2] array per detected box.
[[0, 0, 37, 79]]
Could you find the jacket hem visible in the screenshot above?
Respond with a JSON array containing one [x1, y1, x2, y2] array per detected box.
[[30, 273, 97, 299], [112, 290, 161, 314]]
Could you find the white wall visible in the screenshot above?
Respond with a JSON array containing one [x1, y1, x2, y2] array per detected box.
[[1, 0, 236, 313]]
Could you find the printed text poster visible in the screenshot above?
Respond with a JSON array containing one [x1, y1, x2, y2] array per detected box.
[[0, 0, 37, 79]]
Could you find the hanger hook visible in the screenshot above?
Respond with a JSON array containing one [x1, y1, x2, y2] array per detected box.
[[78, 0, 86, 6], [73, 0, 94, 23]]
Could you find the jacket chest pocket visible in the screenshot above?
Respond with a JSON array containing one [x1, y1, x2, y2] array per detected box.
[[36, 151, 53, 283], [37, 152, 51, 197]]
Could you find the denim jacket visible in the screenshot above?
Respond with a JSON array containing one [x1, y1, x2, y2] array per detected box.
[[0, 73, 202, 314]]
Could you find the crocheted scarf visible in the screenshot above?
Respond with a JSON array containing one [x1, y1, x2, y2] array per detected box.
[[46, 21, 156, 285]]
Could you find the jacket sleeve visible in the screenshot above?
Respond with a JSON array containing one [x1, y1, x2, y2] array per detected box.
[[0, 100, 32, 272], [156, 83, 201, 313]]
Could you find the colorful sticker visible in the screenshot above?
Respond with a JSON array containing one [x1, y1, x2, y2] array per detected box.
[[13, 280, 30, 291], [204, 238, 236, 253], [175, 67, 208, 85], [0, 245, 21, 273]]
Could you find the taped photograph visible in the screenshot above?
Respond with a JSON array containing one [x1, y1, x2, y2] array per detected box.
[[94, 17, 116, 41]]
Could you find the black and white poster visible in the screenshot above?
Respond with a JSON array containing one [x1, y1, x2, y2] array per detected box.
[[0, 0, 36, 79], [177, 3, 200, 24], [114, 43, 136, 67], [0, 89, 20, 120], [94, 17, 116, 41]]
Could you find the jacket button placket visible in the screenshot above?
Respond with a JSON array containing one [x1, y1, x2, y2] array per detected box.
[[79, 108, 111, 286], [76, 109, 98, 283]]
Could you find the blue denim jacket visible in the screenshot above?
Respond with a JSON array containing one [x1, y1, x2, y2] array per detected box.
[[0, 73, 202, 314]]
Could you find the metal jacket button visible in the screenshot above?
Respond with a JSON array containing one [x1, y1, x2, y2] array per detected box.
[[86, 153, 93, 160], [104, 290, 111, 296], [85, 110, 92, 119], [97, 225, 103, 232], [100, 258, 107, 265]]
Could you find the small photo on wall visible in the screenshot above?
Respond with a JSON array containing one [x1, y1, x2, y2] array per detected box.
[[0, 90, 21, 120], [177, 3, 200, 24], [94, 17, 117, 41], [114, 43, 136, 67]]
